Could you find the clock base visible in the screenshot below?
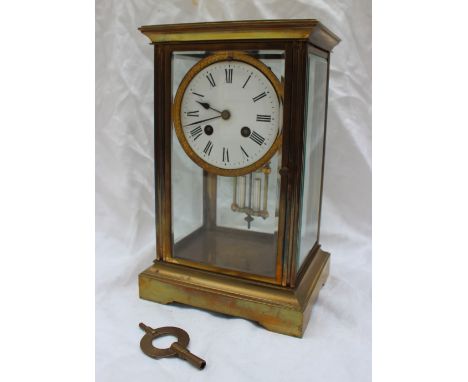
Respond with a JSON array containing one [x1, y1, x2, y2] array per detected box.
[[138, 247, 330, 337]]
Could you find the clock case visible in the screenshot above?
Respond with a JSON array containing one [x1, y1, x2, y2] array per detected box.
[[138, 20, 340, 337]]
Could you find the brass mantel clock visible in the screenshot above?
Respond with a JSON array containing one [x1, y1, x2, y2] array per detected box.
[[138, 20, 340, 337]]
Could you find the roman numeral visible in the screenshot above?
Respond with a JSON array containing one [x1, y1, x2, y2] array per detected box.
[[222, 147, 229, 162], [192, 92, 204, 97], [206, 73, 216, 87], [186, 110, 199, 117], [203, 140, 214, 156], [250, 131, 265, 145], [252, 92, 266, 102], [225, 68, 233, 83], [242, 74, 252, 88], [240, 146, 249, 158], [256, 114, 271, 122], [190, 126, 203, 141]]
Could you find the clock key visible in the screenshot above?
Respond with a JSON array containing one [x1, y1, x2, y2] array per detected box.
[[170, 342, 206, 369], [139, 323, 206, 370]]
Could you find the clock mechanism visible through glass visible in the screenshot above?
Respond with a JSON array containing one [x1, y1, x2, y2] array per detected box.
[[231, 164, 273, 229]]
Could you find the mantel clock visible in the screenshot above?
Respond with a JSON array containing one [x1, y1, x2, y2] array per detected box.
[[138, 20, 340, 337]]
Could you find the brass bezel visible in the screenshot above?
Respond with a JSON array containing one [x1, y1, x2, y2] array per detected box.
[[172, 51, 284, 177]]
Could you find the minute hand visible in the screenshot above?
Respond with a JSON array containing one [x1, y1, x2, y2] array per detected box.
[[183, 115, 221, 127]]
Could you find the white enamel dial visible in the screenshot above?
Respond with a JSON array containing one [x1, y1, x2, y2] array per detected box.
[[178, 58, 281, 172]]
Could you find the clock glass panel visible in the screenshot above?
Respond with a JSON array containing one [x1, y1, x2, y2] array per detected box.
[[297, 52, 328, 270], [170, 50, 285, 279]]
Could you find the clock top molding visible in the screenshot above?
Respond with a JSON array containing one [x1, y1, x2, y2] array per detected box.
[[139, 19, 340, 52]]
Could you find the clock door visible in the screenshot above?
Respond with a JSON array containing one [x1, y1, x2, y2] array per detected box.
[[169, 49, 286, 283]]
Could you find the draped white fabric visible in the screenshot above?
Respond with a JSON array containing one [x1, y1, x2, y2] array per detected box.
[[96, 1, 371, 381]]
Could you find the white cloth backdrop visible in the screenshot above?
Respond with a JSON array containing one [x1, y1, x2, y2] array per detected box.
[[96, 1, 371, 381]]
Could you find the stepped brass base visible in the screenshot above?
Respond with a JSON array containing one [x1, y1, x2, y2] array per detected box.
[[139, 248, 330, 337]]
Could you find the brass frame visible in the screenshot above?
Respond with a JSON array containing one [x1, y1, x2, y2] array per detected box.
[[138, 20, 340, 337], [172, 51, 284, 177], [139, 19, 341, 52], [140, 246, 330, 337]]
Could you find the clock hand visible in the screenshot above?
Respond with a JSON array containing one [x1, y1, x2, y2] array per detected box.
[[196, 101, 222, 114], [183, 115, 222, 127]]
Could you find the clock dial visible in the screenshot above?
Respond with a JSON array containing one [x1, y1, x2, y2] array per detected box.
[[174, 52, 283, 176]]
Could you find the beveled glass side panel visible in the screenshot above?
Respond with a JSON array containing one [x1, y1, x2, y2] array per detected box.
[[171, 54, 204, 243], [297, 53, 328, 270], [171, 50, 285, 279]]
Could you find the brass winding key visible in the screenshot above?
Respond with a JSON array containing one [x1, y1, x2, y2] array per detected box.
[[139, 323, 206, 369]]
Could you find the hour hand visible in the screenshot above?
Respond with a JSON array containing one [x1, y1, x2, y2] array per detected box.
[[196, 101, 210, 110], [196, 101, 221, 114]]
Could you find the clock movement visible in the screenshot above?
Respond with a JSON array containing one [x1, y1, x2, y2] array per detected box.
[[138, 20, 340, 337]]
